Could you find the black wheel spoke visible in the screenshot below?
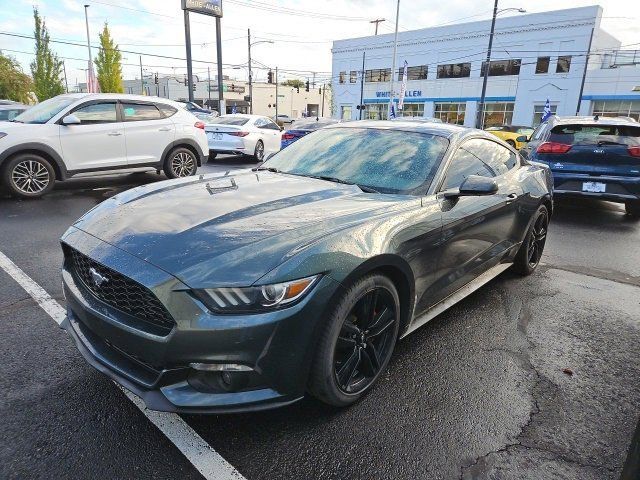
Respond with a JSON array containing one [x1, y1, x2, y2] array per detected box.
[[336, 347, 361, 390], [342, 320, 360, 336], [367, 308, 395, 338], [363, 341, 381, 372]]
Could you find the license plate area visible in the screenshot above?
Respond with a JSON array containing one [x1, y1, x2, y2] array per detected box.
[[208, 132, 223, 140], [582, 182, 606, 193]]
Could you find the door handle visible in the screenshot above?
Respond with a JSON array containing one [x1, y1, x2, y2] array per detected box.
[[158, 127, 172, 131], [107, 131, 122, 136]]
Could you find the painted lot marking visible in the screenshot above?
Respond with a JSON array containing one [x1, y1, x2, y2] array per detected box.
[[0, 250, 246, 480]]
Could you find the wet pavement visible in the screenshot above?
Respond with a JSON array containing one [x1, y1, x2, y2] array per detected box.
[[1, 156, 638, 479]]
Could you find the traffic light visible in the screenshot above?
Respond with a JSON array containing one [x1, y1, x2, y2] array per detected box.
[[192, 83, 196, 92], [296, 86, 299, 93], [267, 70, 273, 84], [231, 83, 235, 92], [319, 87, 322, 94], [305, 80, 310, 92], [184, 77, 187, 86], [154, 73, 158, 85]]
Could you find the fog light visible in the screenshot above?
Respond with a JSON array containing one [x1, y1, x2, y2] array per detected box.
[[189, 362, 253, 372]]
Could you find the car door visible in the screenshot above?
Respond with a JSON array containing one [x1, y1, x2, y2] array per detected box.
[[58, 100, 127, 171], [121, 101, 175, 165], [427, 138, 522, 306], [257, 117, 282, 153]]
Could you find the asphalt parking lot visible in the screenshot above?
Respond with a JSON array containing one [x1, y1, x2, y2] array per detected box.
[[1, 156, 639, 480]]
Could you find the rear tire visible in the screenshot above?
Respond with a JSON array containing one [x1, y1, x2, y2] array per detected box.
[[163, 147, 197, 179], [512, 205, 549, 276], [626, 201, 640, 217], [1, 153, 55, 199], [308, 274, 400, 407], [253, 140, 264, 163]]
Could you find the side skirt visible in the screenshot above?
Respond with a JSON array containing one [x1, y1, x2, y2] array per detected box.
[[401, 262, 513, 338]]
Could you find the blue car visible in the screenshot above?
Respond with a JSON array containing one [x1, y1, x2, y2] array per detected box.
[[520, 115, 640, 216], [281, 117, 341, 149]]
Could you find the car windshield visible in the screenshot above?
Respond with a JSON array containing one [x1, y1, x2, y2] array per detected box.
[[0, 108, 25, 121], [215, 116, 250, 126], [549, 124, 640, 146], [13, 96, 76, 124], [263, 127, 449, 194]]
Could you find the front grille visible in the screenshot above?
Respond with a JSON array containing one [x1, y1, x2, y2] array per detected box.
[[68, 248, 175, 334]]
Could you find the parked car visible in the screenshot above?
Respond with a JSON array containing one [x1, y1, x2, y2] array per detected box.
[[0, 103, 28, 121], [0, 93, 208, 198], [391, 116, 443, 123], [206, 114, 282, 162], [177, 100, 215, 115], [60, 120, 553, 413], [281, 117, 340, 149], [520, 115, 640, 216], [193, 112, 220, 124], [273, 114, 293, 127], [486, 125, 534, 149]]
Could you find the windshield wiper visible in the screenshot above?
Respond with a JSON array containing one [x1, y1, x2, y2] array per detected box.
[[316, 175, 380, 193], [251, 166, 280, 173]]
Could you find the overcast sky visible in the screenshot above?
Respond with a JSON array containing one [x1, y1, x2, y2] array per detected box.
[[0, 0, 638, 89]]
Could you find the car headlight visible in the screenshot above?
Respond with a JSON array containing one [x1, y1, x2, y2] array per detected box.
[[194, 275, 320, 313]]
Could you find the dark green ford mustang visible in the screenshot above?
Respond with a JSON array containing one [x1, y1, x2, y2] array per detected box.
[[60, 120, 553, 413]]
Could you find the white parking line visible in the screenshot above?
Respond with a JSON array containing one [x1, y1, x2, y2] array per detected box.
[[0, 250, 246, 480]]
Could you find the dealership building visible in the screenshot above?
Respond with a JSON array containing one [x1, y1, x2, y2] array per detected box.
[[331, 5, 640, 127]]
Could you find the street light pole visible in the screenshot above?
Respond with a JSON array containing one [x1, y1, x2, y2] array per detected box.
[[83, 4, 94, 93], [476, 0, 498, 129], [184, 10, 194, 102], [215, 16, 224, 114], [248, 28, 253, 114]]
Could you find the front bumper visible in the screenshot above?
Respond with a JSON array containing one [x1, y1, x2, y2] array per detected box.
[[60, 227, 341, 413], [551, 171, 640, 203]]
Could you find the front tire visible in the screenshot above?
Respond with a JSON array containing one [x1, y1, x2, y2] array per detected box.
[[253, 140, 264, 163], [512, 205, 549, 276], [164, 147, 197, 179], [308, 274, 401, 407], [1, 153, 55, 199], [625, 201, 640, 217]]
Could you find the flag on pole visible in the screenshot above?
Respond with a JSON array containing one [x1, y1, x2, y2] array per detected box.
[[541, 99, 552, 122], [87, 61, 99, 93], [398, 60, 408, 110]]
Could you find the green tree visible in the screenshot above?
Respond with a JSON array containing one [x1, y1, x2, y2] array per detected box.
[[281, 79, 305, 89], [0, 52, 33, 103], [95, 22, 123, 93], [30, 7, 64, 101]]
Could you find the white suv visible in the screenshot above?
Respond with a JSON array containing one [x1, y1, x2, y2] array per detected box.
[[0, 93, 209, 198]]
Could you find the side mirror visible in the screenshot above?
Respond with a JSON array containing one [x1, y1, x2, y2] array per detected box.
[[443, 175, 499, 198], [62, 114, 81, 125], [515, 135, 528, 143]]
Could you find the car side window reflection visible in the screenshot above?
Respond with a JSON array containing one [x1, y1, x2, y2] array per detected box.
[[72, 102, 118, 124], [441, 146, 494, 190], [464, 138, 517, 174]]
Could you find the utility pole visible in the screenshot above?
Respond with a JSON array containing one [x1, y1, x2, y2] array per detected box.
[[248, 28, 253, 114], [207, 66, 211, 107], [370, 18, 385, 35], [388, 0, 400, 119], [321, 83, 325, 117], [215, 17, 224, 114], [83, 4, 94, 93], [359, 51, 366, 120], [275, 67, 279, 121], [576, 27, 594, 115], [476, 0, 498, 128], [312, 72, 316, 88], [139, 56, 144, 95], [184, 10, 194, 102], [62, 61, 69, 93]]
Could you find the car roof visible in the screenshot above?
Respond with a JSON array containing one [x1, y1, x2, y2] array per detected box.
[[55, 93, 182, 107], [220, 113, 268, 120], [548, 115, 638, 126]]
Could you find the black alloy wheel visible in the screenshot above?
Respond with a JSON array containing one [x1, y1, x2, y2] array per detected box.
[[334, 287, 398, 394], [308, 274, 401, 407], [513, 204, 549, 276], [164, 147, 197, 179]]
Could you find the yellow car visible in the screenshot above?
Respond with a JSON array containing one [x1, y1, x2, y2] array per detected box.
[[485, 125, 535, 150]]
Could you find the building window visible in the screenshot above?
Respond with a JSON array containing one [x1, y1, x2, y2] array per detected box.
[[532, 103, 558, 126], [397, 65, 428, 81], [340, 104, 352, 120], [437, 63, 471, 79], [434, 102, 466, 124], [480, 59, 521, 77], [349, 70, 357, 83], [481, 102, 515, 128], [365, 104, 387, 120], [365, 68, 391, 83], [339, 71, 346, 84], [398, 103, 425, 117], [535, 57, 550, 74], [592, 100, 640, 121], [556, 56, 572, 73]]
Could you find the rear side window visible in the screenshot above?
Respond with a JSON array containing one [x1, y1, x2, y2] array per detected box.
[[157, 104, 178, 117], [463, 138, 518, 175], [122, 103, 163, 122], [72, 102, 117, 124], [549, 124, 640, 146]]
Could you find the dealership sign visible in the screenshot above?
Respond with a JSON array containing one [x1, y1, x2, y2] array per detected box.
[[181, 0, 223, 17], [376, 90, 422, 98]]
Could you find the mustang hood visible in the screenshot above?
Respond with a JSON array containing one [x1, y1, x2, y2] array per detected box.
[[72, 170, 408, 287]]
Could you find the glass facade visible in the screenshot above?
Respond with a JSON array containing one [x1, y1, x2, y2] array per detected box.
[[365, 68, 392, 83], [535, 57, 550, 74], [481, 102, 515, 127], [480, 59, 521, 77], [340, 104, 352, 120], [436, 63, 471, 79], [532, 104, 558, 126], [592, 100, 640, 121], [434, 102, 466, 124], [556, 56, 572, 73], [365, 104, 387, 120], [398, 103, 425, 117], [397, 65, 428, 81]]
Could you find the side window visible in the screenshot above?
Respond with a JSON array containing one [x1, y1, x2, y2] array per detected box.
[[122, 103, 163, 122], [441, 147, 494, 190], [264, 119, 280, 130], [157, 104, 178, 117], [255, 118, 268, 128], [464, 138, 517, 175], [72, 102, 118, 124]]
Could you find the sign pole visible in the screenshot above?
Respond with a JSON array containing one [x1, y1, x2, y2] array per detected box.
[[275, 67, 278, 121], [216, 16, 224, 114], [184, 10, 194, 102]]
